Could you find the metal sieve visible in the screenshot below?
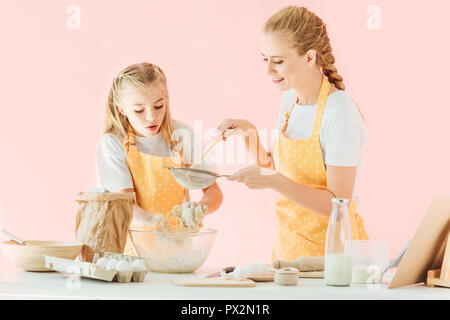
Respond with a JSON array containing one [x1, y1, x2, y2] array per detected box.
[[162, 165, 229, 190]]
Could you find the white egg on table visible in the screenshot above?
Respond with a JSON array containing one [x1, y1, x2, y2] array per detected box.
[[105, 258, 118, 271], [96, 257, 109, 269], [131, 259, 147, 271], [116, 260, 132, 272]]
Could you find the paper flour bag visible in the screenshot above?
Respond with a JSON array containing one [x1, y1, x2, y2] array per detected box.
[[75, 191, 135, 262]]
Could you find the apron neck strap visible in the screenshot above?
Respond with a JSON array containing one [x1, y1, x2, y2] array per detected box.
[[311, 76, 330, 138], [281, 76, 331, 137]]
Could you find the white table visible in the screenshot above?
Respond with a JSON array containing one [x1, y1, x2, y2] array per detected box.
[[0, 264, 448, 300]]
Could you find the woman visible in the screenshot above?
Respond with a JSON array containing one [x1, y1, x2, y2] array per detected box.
[[217, 6, 368, 261]]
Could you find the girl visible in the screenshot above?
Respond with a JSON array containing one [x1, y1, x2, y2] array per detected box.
[[217, 6, 368, 261], [96, 62, 223, 255]]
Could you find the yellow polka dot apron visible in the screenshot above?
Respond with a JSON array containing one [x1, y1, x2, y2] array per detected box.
[[122, 128, 187, 255], [271, 76, 368, 261]]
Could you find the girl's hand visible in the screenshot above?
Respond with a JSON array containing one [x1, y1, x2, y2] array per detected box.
[[216, 119, 254, 141], [183, 201, 208, 214], [228, 165, 279, 189]]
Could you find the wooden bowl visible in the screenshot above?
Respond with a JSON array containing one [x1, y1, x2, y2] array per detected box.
[[0, 240, 83, 271]]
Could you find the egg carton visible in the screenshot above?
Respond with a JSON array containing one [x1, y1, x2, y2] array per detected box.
[[44, 253, 148, 283], [95, 252, 148, 283]]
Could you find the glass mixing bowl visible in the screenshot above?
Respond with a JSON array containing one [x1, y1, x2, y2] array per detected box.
[[129, 228, 217, 273]]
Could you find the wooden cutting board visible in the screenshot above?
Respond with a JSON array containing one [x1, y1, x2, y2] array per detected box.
[[299, 271, 324, 278], [248, 270, 324, 282], [172, 277, 256, 287]]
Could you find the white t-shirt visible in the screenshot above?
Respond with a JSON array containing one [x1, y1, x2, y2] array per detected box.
[[272, 89, 366, 203], [95, 121, 210, 192]]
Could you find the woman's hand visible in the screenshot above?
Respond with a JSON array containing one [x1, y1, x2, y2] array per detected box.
[[217, 119, 272, 168], [216, 119, 255, 141], [228, 165, 279, 189]]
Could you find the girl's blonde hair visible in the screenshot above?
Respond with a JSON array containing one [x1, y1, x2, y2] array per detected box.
[[263, 6, 365, 120], [103, 62, 181, 154]]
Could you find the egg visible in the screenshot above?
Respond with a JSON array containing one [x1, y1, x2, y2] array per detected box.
[[96, 257, 109, 269], [105, 258, 118, 271], [131, 259, 147, 271], [116, 260, 132, 272]]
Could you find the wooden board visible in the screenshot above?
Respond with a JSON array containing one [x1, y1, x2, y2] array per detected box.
[[172, 277, 256, 287], [389, 196, 450, 289], [439, 231, 450, 281], [299, 271, 324, 278], [427, 276, 450, 288], [427, 269, 450, 288], [248, 271, 324, 282], [248, 275, 274, 282], [203, 264, 324, 282]]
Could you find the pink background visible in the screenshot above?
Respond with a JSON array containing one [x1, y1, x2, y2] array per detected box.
[[0, 0, 449, 268]]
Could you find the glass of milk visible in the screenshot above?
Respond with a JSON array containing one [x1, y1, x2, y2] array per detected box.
[[324, 198, 353, 286], [351, 240, 390, 284]]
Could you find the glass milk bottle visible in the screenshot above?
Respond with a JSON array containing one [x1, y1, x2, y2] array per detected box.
[[324, 198, 353, 286]]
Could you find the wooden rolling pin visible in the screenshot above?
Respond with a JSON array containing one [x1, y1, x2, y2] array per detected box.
[[272, 256, 324, 272]]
